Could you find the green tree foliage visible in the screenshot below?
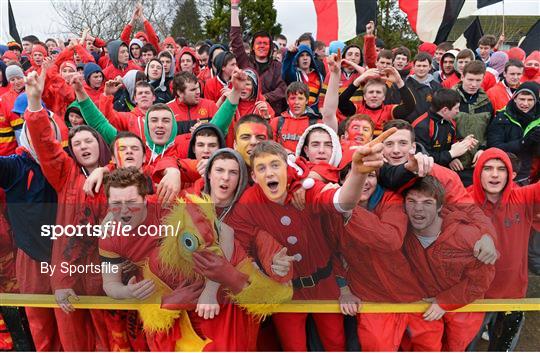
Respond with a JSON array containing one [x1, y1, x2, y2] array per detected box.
[[205, 0, 281, 42], [171, 0, 204, 41], [376, 0, 420, 50]]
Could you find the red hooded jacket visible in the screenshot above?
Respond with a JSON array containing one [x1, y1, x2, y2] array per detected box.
[[225, 70, 275, 146], [468, 148, 540, 298], [24, 109, 107, 293], [176, 47, 200, 76], [403, 207, 495, 310], [328, 191, 426, 303], [522, 51, 540, 84]]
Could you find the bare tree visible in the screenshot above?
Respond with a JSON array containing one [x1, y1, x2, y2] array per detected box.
[[50, 0, 181, 41]]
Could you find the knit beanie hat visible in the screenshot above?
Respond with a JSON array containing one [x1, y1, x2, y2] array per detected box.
[[418, 42, 437, 56], [5, 65, 24, 81], [489, 51, 509, 75], [507, 47, 526, 61], [59, 61, 77, 72]]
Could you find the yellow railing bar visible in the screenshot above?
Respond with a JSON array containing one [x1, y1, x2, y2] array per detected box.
[[1, 294, 539, 313]]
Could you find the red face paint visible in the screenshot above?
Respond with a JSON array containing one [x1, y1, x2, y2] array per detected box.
[[235, 122, 269, 165], [254, 37, 270, 58]]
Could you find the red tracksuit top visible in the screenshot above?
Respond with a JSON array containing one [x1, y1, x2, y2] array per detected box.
[[102, 61, 142, 81], [468, 148, 540, 299], [487, 81, 512, 113], [403, 208, 495, 311], [167, 98, 218, 135]]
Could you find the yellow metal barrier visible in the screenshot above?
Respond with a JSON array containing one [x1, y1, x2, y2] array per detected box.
[[1, 294, 539, 313]]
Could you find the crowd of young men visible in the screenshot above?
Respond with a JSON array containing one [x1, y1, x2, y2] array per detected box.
[[0, 0, 539, 351]]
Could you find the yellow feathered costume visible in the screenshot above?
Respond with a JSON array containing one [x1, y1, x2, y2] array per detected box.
[[135, 194, 293, 351]]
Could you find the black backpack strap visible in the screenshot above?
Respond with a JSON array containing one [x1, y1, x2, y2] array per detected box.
[[277, 116, 285, 138]]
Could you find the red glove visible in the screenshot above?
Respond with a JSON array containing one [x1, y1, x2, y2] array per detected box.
[[192, 250, 248, 294], [161, 279, 204, 310]]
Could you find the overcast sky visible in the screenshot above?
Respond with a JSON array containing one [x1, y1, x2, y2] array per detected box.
[[1, 0, 539, 44]]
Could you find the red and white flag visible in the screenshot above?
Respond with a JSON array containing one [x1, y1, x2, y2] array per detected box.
[[275, 0, 377, 45]]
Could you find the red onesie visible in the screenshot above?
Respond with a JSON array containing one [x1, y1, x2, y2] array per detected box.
[[229, 179, 347, 351], [328, 191, 443, 351]]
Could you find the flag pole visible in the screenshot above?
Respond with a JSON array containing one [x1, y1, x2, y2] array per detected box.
[[502, 0, 505, 35]]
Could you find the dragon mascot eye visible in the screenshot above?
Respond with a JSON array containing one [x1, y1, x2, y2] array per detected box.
[[181, 232, 199, 252]]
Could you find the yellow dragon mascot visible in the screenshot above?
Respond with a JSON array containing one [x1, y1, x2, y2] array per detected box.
[[136, 194, 292, 351]]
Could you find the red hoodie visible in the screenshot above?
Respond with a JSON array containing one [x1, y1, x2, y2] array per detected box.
[[522, 51, 540, 84], [176, 47, 200, 76], [24, 109, 105, 294], [468, 148, 540, 299], [225, 71, 275, 146]]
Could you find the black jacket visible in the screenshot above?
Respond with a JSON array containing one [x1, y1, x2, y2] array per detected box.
[[412, 111, 456, 167], [487, 101, 540, 182], [404, 75, 442, 123]]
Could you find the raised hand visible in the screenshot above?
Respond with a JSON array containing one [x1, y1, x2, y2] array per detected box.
[[327, 48, 342, 74], [231, 68, 248, 91], [366, 21, 375, 35], [24, 71, 45, 104], [41, 57, 55, 73], [351, 128, 397, 174], [383, 67, 404, 87], [104, 78, 123, 96]]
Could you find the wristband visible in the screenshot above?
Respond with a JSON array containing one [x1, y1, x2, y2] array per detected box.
[[336, 276, 348, 288], [231, 5, 239, 10]]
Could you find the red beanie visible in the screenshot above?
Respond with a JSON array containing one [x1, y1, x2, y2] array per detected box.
[[507, 47, 526, 61], [31, 44, 48, 57], [60, 60, 77, 72], [2, 51, 18, 62], [134, 31, 149, 43], [418, 42, 437, 57]]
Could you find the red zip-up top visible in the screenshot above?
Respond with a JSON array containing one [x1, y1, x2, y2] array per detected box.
[[166, 97, 218, 135], [24, 108, 106, 294], [102, 61, 142, 81], [468, 148, 540, 298], [203, 75, 231, 104], [328, 191, 426, 303], [487, 80, 513, 113], [403, 208, 495, 310]]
